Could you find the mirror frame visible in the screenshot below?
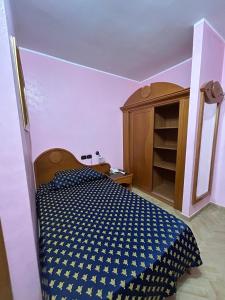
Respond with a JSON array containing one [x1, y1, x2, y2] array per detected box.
[[10, 36, 29, 129], [192, 90, 221, 204]]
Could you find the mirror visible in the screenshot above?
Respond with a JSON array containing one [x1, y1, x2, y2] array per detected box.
[[192, 82, 223, 204]]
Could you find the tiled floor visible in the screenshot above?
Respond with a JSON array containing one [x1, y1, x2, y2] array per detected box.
[[133, 188, 225, 300]]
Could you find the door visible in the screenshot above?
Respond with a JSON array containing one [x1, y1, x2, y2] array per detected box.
[[129, 107, 154, 192]]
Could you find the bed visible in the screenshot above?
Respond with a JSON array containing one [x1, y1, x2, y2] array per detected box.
[[35, 148, 202, 300]]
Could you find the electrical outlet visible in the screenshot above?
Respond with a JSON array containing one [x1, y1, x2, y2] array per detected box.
[[81, 155, 87, 160], [87, 154, 92, 159]]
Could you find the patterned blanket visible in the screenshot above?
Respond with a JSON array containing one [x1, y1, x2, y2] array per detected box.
[[36, 177, 202, 300]]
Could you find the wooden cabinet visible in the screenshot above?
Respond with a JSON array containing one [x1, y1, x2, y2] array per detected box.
[[121, 82, 189, 211]]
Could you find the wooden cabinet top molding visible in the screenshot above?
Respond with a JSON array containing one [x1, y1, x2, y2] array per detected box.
[[121, 82, 190, 111]]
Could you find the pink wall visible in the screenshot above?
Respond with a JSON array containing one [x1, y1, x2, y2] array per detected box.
[[20, 49, 138, 168], [0, 1, 41, 299], [212, 52, 225, 207], [140, 58, 192, 88], [183, 20, 225, 217], [5, 0, 38, 248], [20, 48, 192, 169]]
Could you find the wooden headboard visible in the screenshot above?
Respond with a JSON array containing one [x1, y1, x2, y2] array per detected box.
[[34, 148, 111, 187]]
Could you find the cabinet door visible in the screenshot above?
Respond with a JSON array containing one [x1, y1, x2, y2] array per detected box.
[[130, 107, 154, 192], [175, 97, 189, 210]]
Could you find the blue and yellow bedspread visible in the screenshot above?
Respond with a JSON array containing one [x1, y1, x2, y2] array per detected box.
[[36, 177, 202, 300]]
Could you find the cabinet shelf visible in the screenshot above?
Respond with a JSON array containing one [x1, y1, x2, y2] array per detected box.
[[154, 102, 179, 128], [153, 161, 176, 171], [154, 128, 178, 151], [152, 168, 175, 204], [152, 102, 179, 205], [152, 182, 175, 204], [154, 126, 178, 130], [154, 145, 177, 151]]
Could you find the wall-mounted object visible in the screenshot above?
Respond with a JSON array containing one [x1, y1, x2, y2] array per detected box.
[[203, 80, 224, 104], [96, 151, 105, 164], [10, 36, 29, 130], [192, 81, 224, 204], [121, 82, 190, 211]]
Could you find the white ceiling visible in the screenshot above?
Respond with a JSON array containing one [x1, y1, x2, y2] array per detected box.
[[10, 0, 225, 81]]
